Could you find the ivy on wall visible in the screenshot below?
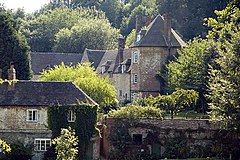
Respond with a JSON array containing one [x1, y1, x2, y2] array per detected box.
[[48, 103, 98, 159]]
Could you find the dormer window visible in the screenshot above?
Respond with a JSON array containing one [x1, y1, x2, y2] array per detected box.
[[121, 65, 126, 73], [101, 66, 105, 74], [136, 34, 141, 42], [133, 51, 139, 64]]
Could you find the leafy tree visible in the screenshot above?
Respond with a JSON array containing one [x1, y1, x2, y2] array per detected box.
[[165, 38, 217, 112], [0, 141, 33, 160], [157, 0, 228, 40], [99, 0, 124, 28], [108, 104, 162, 120], [22, 7, 106, 52], [71, 0, 100, 8], [144, 89, 199, 119], [40, 62, 117, 112], [52, 127, 78, 160], [125, 29, 135, 48], [207, 5, 240, 133], [53, 18, 119, 53], [0, 7, 32, 80], [0, 139, 11, 154]]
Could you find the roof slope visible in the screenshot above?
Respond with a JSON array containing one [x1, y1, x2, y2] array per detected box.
[[31, 52, 83, 74], [132, 15, 186, 47], [0, 81, 97, 106], [82, 48, 131, 73]]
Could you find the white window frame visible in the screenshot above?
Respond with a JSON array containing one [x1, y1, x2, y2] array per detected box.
[[67, 110, 76, 122], [133, 51, 139, 63], [136, 34, 141, 42], [133, 74, 138, 83], [101, 66, 105, 74], [121, 65, 126, 73], [34, 138, 51, 151], [27, 109, 38, 122]]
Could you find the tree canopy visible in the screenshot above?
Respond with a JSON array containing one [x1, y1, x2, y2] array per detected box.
[[40, 62, 117, 112], [0, 7, 32, 80], [207, 5, 240, 133]]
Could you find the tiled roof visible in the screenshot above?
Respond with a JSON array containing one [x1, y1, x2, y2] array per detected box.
[[82, 48, 131, 74], [0, 81, 97, 106], [132, 15, 186, 47], [31, 52, 83, 74]]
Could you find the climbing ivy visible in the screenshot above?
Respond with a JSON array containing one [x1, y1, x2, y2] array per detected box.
[[48, 103, 98, 159]]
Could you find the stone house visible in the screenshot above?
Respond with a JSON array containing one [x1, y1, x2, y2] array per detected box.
[[30, 14, 186, 102], [130, 14, 186, 99], [0, 65, 99, 160]]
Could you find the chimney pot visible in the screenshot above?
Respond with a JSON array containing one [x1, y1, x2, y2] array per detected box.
[[118, 37, 125, 65], [145, 16, 151, 27], [8, 62, 16, 80]]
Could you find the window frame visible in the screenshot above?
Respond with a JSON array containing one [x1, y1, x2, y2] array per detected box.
[[67, 110, 76, 122], [34, 138, 51, 151], [27, 109, 38, 122], [133, 74, 138, 83], [133, 51, 139, 64]]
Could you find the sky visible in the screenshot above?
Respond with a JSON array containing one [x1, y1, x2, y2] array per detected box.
[[0, 0, 50, 13]]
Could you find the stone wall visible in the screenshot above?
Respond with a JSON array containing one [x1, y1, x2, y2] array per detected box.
[[103, 118, 225, 159]]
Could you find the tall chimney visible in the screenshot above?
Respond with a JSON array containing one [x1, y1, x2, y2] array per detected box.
[[145, 16, 151, 27], [8, 62, 16, 80], [135, 15, 142, 33], [118, 37, 125, 65], [163, 13, 172, 46]]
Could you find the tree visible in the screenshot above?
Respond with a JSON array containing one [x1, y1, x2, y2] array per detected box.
[[165, 38, 217, 112], [157, 0, 228, 40], [53, 18, 119, 53], [40, 62, 117, 112], [0, 139, 11, 154], [52, 127, 78, 160], [108, 104, 162, 120], [144, 89, 199, 119], [22, 7, 106, 52], [125, 29, 135, 48], [0, 7, 32, 80], [207, 5, 240, 133]]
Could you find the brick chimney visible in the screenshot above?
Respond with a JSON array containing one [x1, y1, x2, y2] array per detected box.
[[118, 37, 125, 65], [8, 62, 16, 80], [135, 15, 142, 33], [145, 16, 151, 27], [163, 13, 172, 46]]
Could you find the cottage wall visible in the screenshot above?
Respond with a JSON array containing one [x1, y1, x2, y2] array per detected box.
[[0, 106, 51, 160], [110, 73, 131, 102]]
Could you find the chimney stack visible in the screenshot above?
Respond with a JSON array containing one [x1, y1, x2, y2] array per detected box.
[[8, 62, 16, 80], [163, 13, 172, 46], [145, 16, 151, 27], [118, 37, 125, 65], [135, 15, 142, 33]]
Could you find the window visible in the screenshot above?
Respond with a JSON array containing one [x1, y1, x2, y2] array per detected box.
[[133, 134, 142, 145], [119, 90, 122, 96], [133, 74, 138, 83], [101, 66, 105, 74], [121, 65, 126, 73], [133, 51, 139, 63], [136, 34, 141, 42], [34, 139, 51, 151], [27, 109, 38, 122], [67, 110, 76, 122]]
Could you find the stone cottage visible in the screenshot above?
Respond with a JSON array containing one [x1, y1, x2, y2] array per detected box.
[[0, 65, 98, 160]]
